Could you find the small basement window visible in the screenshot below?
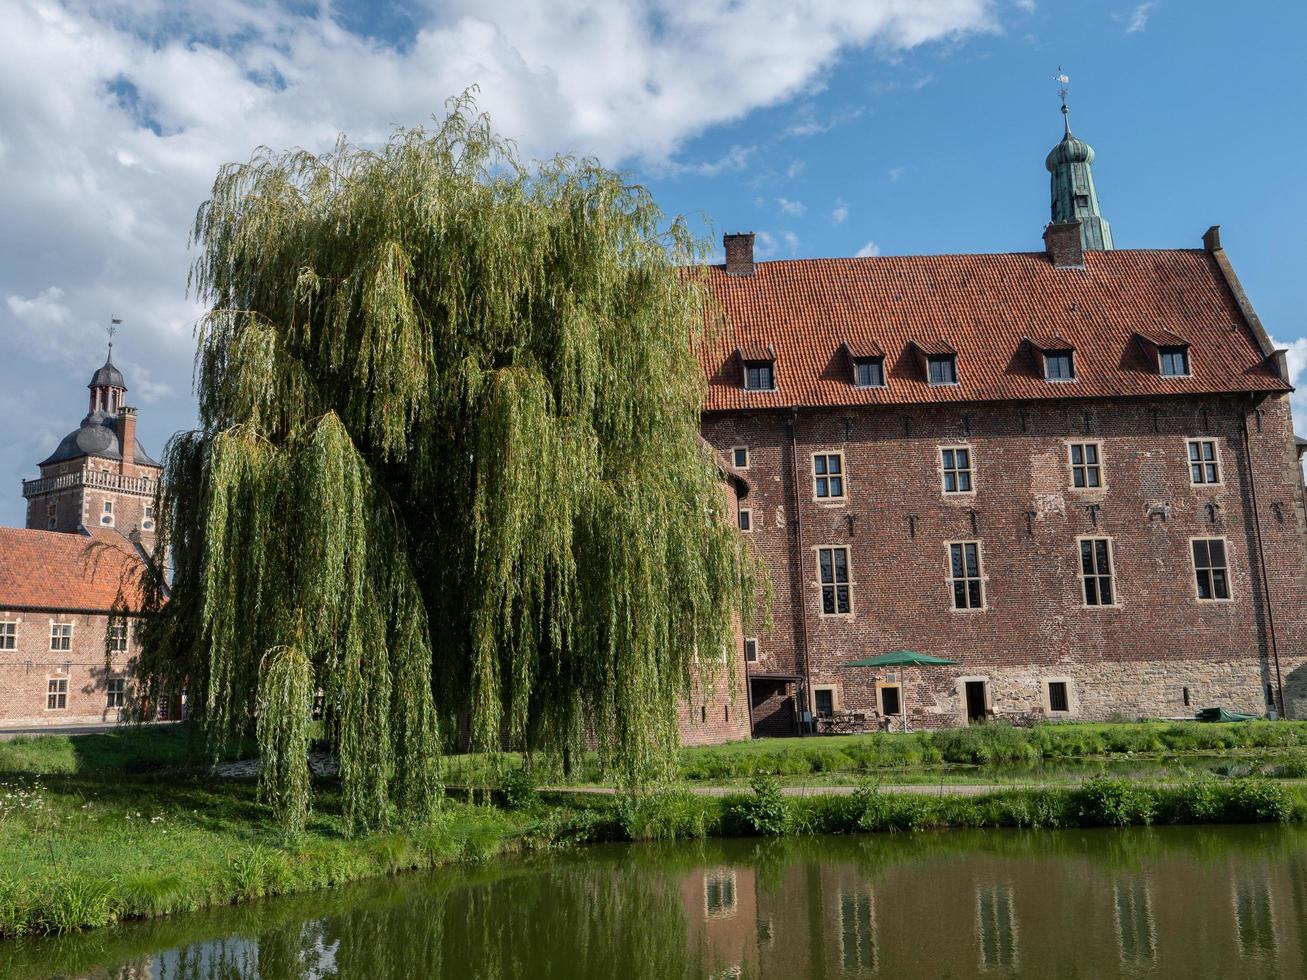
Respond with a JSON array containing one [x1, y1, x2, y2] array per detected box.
[[744, 361, 776, 391], [1047, 681, 1070, 713], [1159, 346, 1190, 377], [927, 355, 958, 385], [853, 357, 885, 388]]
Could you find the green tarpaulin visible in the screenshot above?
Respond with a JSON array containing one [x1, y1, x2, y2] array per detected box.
[[844, 650, 960, 668], [1194, 707, 1260, 723]]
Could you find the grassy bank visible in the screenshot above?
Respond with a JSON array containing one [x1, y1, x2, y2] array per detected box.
[[3, 723, 1307, 939], [443, 719, 1307, 787]]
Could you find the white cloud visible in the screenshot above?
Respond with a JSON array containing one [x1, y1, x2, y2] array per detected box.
[[888, 166, 905, 181], [776, 197, 807, 216], [1272, 336, 1307, 437], [831, 200, 849, 224], [1013, 0, 1036, 11], [855, 240, 881, 257], [0, 0, 998, 523], [785, 160, 806, 179], [1123, 2, 1157, 33]]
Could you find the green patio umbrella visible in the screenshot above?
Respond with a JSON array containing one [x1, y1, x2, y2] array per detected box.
[[843, 650, 960, 731]]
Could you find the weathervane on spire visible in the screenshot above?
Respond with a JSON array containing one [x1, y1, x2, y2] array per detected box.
[[107, 316, 122, 358], [1055, 67, 1072, 136]]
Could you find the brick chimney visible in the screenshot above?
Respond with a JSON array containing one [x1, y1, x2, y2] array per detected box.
[[1043, 221, 1084, 269], [118, 406, 137, 469], [724, 232, 756, 277]]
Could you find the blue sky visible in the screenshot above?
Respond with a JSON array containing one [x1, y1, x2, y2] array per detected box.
[[2, 0, 1304, 526]]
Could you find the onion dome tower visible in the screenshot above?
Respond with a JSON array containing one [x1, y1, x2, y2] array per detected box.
[[1045, 80, 1114, 251]]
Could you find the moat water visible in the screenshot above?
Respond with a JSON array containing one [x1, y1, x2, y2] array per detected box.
[[5, 825, 1307, 979]]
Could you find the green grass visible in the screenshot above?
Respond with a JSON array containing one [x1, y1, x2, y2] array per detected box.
[[443, 720, 1307, 789], [0, 724, 253, 776]]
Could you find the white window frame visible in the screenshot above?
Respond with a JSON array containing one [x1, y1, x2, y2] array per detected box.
[[946, 540, 987, 610], [108, 621, 129, 653], [1186, 439, 1222, 486], [939, 445, 975, 495], [812, 451, 847, 502], [743, 637, 759, 663], [738, 507, 753, 533], [1077, 536, 1119, 608], [106, 677, 126, 709], [0, 621, 15, 650], [50, 622, 72, 651]]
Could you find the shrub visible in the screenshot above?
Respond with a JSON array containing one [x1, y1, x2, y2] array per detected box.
[[1225, 779, 1293, 823], [617, 790, 715, 841], [1077, 777, 1157, 827], [727, 774, 790, 836], [499, 765, 538, 811]]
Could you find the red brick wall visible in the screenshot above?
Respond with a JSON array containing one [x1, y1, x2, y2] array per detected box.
[[0, 609, 139, 727], [704, 392, 1307, 729], [24, 455, 160, 551]]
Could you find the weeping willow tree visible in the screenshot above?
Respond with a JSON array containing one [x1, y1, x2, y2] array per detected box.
[[134, 94, 756, 831]]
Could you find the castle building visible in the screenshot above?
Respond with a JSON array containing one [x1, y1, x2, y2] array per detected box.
[[698, 115, 1307, 734], [1, 346, 161, 728], [22, 344, 162, 550]]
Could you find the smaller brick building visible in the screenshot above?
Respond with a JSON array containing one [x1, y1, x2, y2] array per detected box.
[[0, 526, 149, 728]]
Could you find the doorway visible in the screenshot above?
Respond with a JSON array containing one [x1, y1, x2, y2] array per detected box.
[[965, 681, 988, 724]]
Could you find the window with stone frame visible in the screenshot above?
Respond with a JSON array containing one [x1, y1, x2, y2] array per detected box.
[[1192, 538, 1231, 601], [47, 678, 68, 710], [0, 622, 14, 650], [813, 452, 846, 500], [108, 621, 128, 653], [143, 503, 155, 529], [1079, 538, 1116, 606], [948, 541, 985, 610], [940, 446, 974, 494], [50, 623, 72, 651], [106, 678, 126, 708], [101, 499, 114, 525], [744, 638, 758, 663], [818, 546, 852, 615], [1069, 442, 1102, 489], [1187, 440, 1221, 485], [731, 446, 749, 469], [1047, 681, 1070, 713], [738, 508, 752, 532], [46, 501, 57, 530]]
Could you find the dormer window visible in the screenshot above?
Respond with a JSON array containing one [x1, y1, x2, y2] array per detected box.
[[927, 355, 957, 386], [1135, 330, 1191, 378], [854, 358, 885, 388], [1028, 337, 1077, 383], [841, 341, 886, 389], [744, 361, 775, 391], [736, 345, 777, 391], [1160, 346, 1190, 377]]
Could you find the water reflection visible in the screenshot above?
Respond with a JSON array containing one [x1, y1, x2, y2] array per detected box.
[[5, 826, 1307, 980]]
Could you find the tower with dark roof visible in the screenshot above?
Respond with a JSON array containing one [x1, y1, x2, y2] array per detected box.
[[1045, 93, 1114, 251], [21, 342, 161, 550]]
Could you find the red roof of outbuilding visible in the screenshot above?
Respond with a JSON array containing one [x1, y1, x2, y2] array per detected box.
[[0, 527, 148, 613], [698, 248, 1288, 411]]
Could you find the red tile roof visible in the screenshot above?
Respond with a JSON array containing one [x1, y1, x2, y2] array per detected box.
[[698, 249, 1289, 411], [0, 527, 148, 613]]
